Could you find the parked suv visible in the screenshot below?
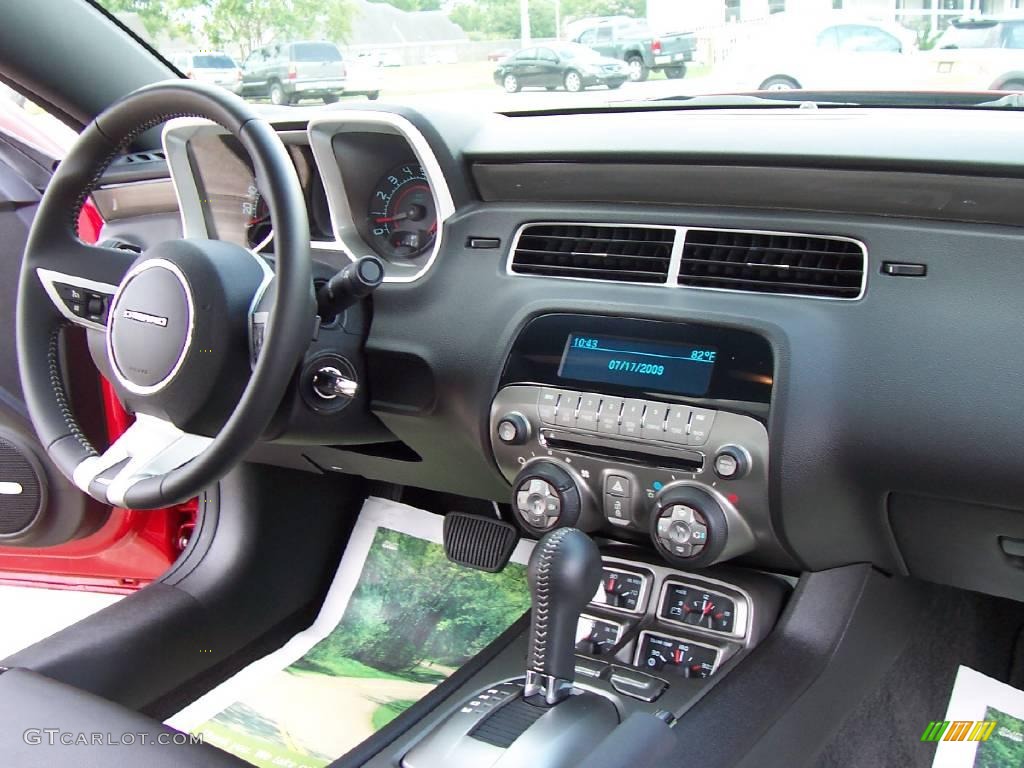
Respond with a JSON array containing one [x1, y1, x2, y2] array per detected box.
[[926, 15, 1024, 91], [241, 41, 346, 105], [171, 51, 241, 94]]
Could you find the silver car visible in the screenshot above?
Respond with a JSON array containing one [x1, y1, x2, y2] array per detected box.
[[172, 52, 242, 94]]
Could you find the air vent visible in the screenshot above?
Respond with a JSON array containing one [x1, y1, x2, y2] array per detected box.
[[511, 224, 675, 283], [679, 229, 865, 299], [116, 150, 166, 165]]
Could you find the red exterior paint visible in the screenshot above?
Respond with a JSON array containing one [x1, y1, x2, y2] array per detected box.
[[0, 199, 195, 592]]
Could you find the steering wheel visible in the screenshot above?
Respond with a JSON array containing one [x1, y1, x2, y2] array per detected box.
[[17, 81, 313, 510]]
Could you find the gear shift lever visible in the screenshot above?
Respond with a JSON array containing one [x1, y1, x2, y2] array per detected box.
[[524, 527, 602, 705]]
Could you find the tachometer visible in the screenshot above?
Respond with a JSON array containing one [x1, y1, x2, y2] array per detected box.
[[367, 163, 436, 259]]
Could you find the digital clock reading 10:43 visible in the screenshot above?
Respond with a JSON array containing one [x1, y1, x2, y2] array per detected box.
[[559, 334, 718, 397]]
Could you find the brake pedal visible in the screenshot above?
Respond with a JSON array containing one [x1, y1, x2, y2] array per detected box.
[[443, 512, 519, 572]]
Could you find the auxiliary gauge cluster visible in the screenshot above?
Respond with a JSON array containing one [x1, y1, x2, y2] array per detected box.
[[567, 557, 785, 705]]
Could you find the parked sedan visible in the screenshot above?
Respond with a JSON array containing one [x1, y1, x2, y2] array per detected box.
[[494, 43, 629, 93]]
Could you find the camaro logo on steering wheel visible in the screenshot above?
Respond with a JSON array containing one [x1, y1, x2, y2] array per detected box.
[[122, 309, 168, 327]]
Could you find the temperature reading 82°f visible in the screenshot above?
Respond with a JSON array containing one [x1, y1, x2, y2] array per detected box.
[[559, 333, 719, 397]]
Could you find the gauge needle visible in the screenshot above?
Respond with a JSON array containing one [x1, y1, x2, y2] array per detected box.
[[702, 600, 715, 625], [374, 213, 409, 224]]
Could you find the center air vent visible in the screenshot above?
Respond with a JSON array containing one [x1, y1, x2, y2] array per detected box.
[[511, 224, 675, 283], [678, 229, 865, 299]]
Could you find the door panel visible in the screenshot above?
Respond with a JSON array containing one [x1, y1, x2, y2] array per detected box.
[[0, 109, 188, 590], [0, 127, 107, 547]]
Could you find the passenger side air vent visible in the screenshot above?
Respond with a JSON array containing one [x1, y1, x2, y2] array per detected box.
[[511, 224, 675, 283], [678, 229, 865, 299]]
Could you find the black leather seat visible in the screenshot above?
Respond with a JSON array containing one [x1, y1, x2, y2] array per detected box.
[[0, 667, 247, 767]]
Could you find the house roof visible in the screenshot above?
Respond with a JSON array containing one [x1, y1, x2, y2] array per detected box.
[[351, 0, 468, 44]]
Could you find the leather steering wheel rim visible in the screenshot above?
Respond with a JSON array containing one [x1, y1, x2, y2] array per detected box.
[[16, 80, 313, 509]]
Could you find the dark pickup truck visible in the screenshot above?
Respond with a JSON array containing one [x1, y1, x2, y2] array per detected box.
[[573, 17, 696, 82]]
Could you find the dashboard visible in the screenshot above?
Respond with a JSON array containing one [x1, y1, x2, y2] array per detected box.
[[92, 103, 1024, 603]]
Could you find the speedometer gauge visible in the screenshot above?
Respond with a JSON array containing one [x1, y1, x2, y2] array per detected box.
[[367, 163, 436, 259], [243, 180, 272, 250]]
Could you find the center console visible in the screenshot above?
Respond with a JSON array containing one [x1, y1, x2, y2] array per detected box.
[[489, 314, 782, 569], [396, 314, 787, 768]]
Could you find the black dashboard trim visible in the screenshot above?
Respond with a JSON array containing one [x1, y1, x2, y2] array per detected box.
[[474, 162, 1024, 228]]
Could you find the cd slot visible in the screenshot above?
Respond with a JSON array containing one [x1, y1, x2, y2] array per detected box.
[[543, 429, 704, 472]]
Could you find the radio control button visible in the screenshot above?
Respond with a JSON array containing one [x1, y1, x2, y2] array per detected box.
[[606, 475, 630, 497], [555, 392, 580, 428], [619, 400, 645, 437], [714, 453, 739, 478], [598, 398, 624, 433], [642, 403, 669, 439], [665, 407, 691, 443], [538, 389, 559, 424], [576, 394, 601, 431], [687, 408, 717, 446]]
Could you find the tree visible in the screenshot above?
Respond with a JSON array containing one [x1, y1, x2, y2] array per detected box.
[[449, 0, 554, 41], [101, 0, 181, 37], [193, 0, 356, 57], [368, 0, 442, 10], [304, 528, 531, 675], [561, 0, 643, 21]]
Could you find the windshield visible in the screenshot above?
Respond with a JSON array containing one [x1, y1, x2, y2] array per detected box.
[[97, 1, 1024, 112]]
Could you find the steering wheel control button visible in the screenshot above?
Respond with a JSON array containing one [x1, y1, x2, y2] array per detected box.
[[538, 389, 559, 424], [497, 413, 530, 445]]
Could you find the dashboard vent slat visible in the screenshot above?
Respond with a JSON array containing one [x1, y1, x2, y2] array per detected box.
[[678, 229, 865, 299], [512, 224, 674, 284]]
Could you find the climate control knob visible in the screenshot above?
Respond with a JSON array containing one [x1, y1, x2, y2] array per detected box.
[[650, 485, 728, 568], [511, 461, 582, 536]]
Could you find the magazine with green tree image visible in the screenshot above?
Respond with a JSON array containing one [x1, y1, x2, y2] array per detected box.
[[195, 525, 531, 768], [973, 707, 1024, 768]]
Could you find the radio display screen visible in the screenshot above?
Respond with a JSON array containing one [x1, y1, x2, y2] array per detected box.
[[558, 333, 717, 396]]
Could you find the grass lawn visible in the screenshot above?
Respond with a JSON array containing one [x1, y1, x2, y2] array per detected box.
[[371, 699, 417, 731], [378, 61, 497, 99], [288, 655, 447, 685]]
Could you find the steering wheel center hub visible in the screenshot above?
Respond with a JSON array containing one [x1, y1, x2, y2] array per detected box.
[[109, 258, 194, 393]]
